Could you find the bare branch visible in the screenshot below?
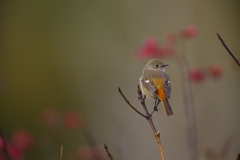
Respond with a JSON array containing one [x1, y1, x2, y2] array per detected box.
[[216, 33, 240, 67], [137, 86, 166, 160], [104, 143, 114, 160], [118, 87, 147, 118], [118, 86, 166, 160]]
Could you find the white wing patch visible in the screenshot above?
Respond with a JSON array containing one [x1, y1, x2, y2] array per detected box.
[[144, 80, 150, 83]]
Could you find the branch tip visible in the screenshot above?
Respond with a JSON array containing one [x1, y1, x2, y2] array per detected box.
[[118, 87, 147, 118], [104, 143, 113, 160], [216, 33, 240, 67]]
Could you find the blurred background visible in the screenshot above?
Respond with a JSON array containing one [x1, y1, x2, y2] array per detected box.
[[0, 0, 240, 160]]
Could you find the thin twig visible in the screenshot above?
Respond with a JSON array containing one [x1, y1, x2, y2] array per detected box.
[[104, 143, 114, 160], [118, 87, 147, 118], [0, 128, 11, 160], [60, 145, 63, 160], [216, 33, 240, 66]]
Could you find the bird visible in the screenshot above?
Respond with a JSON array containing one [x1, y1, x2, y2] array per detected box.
[[139, 59, 173, 116]]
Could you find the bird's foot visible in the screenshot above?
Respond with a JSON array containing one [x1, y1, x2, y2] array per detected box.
[[154, 106, 158, 112]]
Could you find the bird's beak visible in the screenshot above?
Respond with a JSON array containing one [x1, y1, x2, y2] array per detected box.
[[162, 64, 169, 67]]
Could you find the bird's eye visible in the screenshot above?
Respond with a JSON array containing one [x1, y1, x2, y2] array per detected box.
[[155, 64, 159, 67]]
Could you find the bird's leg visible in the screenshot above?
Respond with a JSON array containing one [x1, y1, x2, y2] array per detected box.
[[150, 98, 161, 115], [143, 95, 146, 100], [154, 98, 160, 111]]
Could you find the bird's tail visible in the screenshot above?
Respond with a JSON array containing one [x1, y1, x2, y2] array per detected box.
[[161, 99, 173, 116]]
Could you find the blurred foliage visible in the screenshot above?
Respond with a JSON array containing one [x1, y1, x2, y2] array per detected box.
[[0, 0, 240, 160]]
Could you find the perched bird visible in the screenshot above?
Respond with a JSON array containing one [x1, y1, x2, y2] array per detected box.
[[139, 59, 173, 116]]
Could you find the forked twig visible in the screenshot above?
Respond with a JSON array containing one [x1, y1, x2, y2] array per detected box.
[[216, 33, 240, 67], [104, 143, 114, 160], [118, 86, 166, 160], [118, 87, 147, 118], [137, 86, 166, 160]]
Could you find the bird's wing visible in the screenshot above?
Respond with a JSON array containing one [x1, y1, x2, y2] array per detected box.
[[163, 72, 171, 99], [140, 76, 157, 98]]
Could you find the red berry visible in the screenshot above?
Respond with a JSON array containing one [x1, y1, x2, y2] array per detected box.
[[209, 64, 223, 79], [189, 68, 205, 83], [64, 111, 83, 130], [8, 144, 24, 160], [136, 37, 161, 59], [41, 108, 60, 127], [0, 137, 4, 151], [92, 145, 107, 160], [11, 130, 34, 152], [182, 25, 198, 39], [0, 155, 6, 160], [78, 146, 93, 160]]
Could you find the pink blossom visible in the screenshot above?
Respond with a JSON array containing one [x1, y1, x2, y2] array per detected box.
[[209, 64, 223, 79], [0, 155, 6, 160], [135, 37, 175, 59], [136, 37, 161, 59], [8, 144, 24, 160], [93, 145, 107, 160], [182, 25, 198, 39], [41, 108, 60, 127], [78, 146, 93, 160], [189, 68, 205, 83], [11, 130, 34, 152], [64, 111, 83, 130], [0, 137, 4, 151]]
